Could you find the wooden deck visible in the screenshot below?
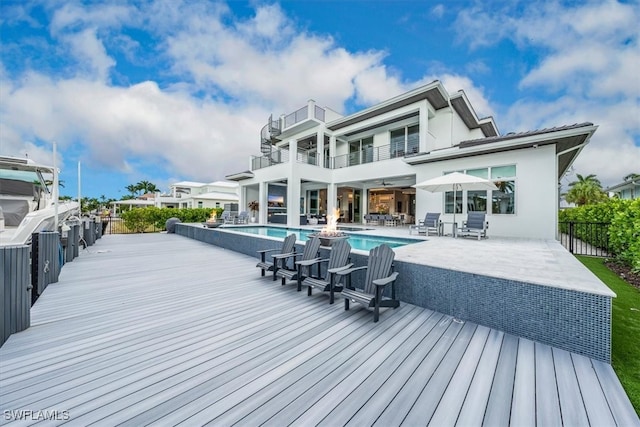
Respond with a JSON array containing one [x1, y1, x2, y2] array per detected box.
[[1, 233, 637, 426]]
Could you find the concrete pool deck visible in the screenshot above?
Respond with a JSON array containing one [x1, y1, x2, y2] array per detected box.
[[179, 223, 615, 362], [221, 223, 615, 297]]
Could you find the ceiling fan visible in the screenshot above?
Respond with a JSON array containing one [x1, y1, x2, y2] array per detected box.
[[379, 180, 394, 186]]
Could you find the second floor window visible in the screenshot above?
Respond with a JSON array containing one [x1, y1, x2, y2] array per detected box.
[[390, 125, 419, 158]]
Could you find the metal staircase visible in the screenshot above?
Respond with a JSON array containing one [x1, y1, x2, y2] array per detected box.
[[260, 115, 281, 157]]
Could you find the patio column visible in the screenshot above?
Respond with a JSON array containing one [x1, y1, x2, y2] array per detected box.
[[316, 127, 325, 168], [287, 139, 300, 227], [419, 102, 431, 152], [329, 135, 337, 163], [259, 181, 267, 224], [327, 183, 337, 217]]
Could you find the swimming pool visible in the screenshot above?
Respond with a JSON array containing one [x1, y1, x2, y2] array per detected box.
[[222, 226, 423, 251]]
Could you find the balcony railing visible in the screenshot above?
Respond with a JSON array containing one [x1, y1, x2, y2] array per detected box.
[[331, 143, 411, 169], [284, 107, 308, 128], [283, 105, 326, 129], [296, 148, 319, 166], [251, 148, 290, 170]]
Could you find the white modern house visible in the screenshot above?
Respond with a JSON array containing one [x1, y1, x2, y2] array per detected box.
[[606, 176, 639, 200], [155, 181, 240, 209], [226, 81, 597, 239]]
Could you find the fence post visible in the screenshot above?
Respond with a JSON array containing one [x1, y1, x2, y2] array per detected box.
[[31, 231, 61, 304], [568, 221, 574, 254], [1, 245, 31, 346]]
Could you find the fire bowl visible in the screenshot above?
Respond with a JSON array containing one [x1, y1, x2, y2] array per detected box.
[[309, 232, 350, 247]]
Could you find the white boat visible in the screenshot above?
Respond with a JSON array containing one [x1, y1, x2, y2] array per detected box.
[[0, 156, 79, 246]]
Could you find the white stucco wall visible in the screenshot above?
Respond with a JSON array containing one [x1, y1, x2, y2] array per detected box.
[[414, 145, 558, 239]]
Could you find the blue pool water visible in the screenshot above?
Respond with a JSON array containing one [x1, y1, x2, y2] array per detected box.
[[223, 226, 423, 251]]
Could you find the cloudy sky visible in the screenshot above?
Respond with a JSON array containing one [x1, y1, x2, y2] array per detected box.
[[1, 0, 638, 199]]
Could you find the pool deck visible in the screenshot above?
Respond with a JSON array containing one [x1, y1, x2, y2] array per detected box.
[[222, 223, 615, 297], [0, 233, 637, 426]]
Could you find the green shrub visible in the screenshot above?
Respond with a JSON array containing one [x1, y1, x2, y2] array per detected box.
[[560, 199, 640, 272], [120, 208, 154, 233], [120, 207, 225, 232], [609, 199, 640, 272]]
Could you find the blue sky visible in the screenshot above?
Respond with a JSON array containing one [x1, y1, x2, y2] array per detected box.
[[1, 0, 638, 199]]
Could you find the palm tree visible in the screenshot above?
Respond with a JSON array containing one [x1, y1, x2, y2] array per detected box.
[[136, 180, 159, 194], [565, 174, 607, 206], [126, 184, 139, 197]]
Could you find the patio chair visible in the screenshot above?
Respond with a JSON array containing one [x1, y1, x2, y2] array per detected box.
[[458, 212, 488, 240], [384, 214, 396, 227], [236, 211, 249, 224], [220, 211, 234, 224], [302, 239, 353, 304], [256, 233, 297, 280], [275, 235, 322, 287], [338, 244, 400, 322], [409, 212, 442, 236]]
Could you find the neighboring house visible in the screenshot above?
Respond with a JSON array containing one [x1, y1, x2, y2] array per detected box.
[[226, 81, 597, 239], [157, 180, 240, 209], [606, 178, 639, 200]]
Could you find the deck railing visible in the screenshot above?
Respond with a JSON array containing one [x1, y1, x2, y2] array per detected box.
[[296, 148, 319, 166], [331, 143, 410, 169], [251, 148, 290, 170], [558, 221, 611, 257]]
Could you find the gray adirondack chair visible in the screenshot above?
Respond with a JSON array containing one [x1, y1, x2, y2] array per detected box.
[[301, 239, 352, 304], [338, 244, 400, 322], [256, 234, 296, 280], [458, 212, 488, 240], [275, 235, 322, 287]]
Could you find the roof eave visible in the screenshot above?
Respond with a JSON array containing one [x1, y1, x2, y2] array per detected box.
[[404, 125, 597, 166]]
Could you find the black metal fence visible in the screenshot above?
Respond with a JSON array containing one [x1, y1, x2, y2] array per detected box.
[[102, 217, 162, 235], [558, 221, 611, 257]]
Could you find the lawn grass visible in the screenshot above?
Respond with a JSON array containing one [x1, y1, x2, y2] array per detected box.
[[577, 256, 640, 416]]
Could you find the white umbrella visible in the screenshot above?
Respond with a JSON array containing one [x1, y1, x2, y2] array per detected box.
[[413, 172, 498, 227]]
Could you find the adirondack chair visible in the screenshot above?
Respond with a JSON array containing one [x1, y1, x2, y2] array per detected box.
[[275, 235, 322, 287], [338, 244, 400, 322], [458, 212, 488, 240], [256, 234, 297, 281], [301, 239, 352, 303]]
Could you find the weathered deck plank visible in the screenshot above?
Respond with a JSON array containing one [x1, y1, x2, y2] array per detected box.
[[0, 233, 636, 426]]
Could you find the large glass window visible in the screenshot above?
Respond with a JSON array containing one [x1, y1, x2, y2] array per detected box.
[[491, 165, 516, 214], [348, 136, 374, 165], [442, 165, 516, 215], [445, 190, 463, 214], [467, 190, 487, 212], [390, 129, 405, 158], [390, 125, 420, 157], [407, 125, 419, 154]]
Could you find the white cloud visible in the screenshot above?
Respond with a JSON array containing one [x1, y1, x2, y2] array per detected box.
[[453, 0, 640, 187], [62, 28, 115, 81], [431, 4, 445, 19]]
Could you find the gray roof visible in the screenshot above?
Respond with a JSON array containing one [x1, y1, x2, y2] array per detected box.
[[458, 122, 594, 148]]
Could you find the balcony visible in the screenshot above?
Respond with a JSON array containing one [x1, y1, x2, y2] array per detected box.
[[330, 143, 420, 169], [283, 104, 326, 129], [251, 147, 290, 170]]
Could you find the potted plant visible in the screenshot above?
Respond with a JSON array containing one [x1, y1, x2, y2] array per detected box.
[[248, 200, 259, 222]]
